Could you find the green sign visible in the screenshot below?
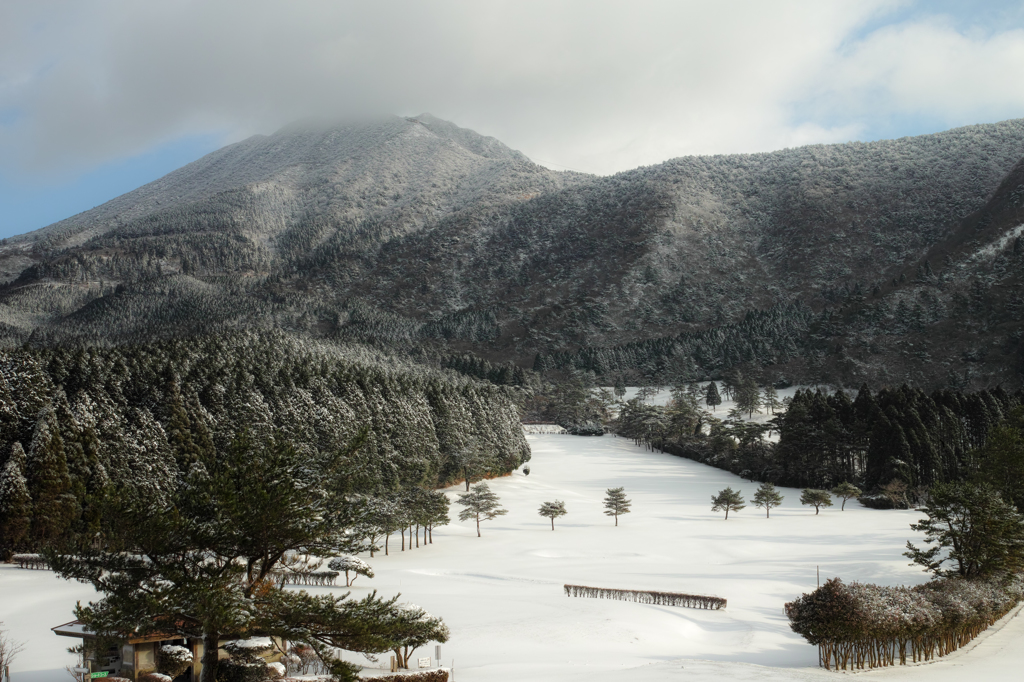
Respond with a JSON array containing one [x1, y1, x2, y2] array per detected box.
[[90, 673, 108, 679]]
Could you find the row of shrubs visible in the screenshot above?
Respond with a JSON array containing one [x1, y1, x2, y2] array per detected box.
[[785, 576, 1024, 670], [563, 584, 727, 610]]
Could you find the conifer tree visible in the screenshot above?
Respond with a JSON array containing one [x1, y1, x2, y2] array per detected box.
[[26, 405, 78, 543], [753, 481, 784, 518], [456, 483, 507, 537], [538, 500, 567, 530], [711, 487, 745, 520], [0, 443, 31, 558], [735, 378, 762, 418], [705, 382, 722, 412], [800, 489, 833, 514], [762, 385, 782, 414], [831, 482, 862, 511], [603, 487, 631, 526], [905, 483, 1024, 579]]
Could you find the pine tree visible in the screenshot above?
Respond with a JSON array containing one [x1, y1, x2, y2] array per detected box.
[[735, 378, 762, 418], [456, 483, 508, 537], [705, 382, 722, 412], [0, 443, 31, 558], [905, 482, 1024, 579], [762, 385, 782, 415], [831, 482, 862, 511], [26, 405, 78, 543], [603, 487, 631, 526], [711, 487, 745, 520], [753, 481, 784, 518], [800, 489, 833, 514], [538, 500, 567, 530]]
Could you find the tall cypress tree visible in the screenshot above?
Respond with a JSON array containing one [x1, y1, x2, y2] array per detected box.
[[26, 404, 78, 543], [0, 442, 32, 558]]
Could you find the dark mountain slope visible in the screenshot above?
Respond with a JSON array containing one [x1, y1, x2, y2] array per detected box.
[[4, 116, 1024, 389]]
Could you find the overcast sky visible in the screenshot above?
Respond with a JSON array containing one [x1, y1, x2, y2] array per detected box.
[[3, 0, 1024, 237]]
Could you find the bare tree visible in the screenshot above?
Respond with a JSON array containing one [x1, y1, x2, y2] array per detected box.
[[0, 621, 24, 676]]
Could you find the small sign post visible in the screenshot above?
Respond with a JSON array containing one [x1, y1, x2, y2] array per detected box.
[[418, 657, 431, 668], [90, 673, 109, 679]]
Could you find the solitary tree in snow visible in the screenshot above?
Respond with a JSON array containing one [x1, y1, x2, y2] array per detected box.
[[705, 382, 722, 412], [831, 482, 862, 511], [711, 487, 745, 520], [538, 500, 567, 530], [762, 385, 782, 414], [603, 487, 632, 526], [328, 556, 375, 587], [456, 483, 507, 537], [800, 489, 833, 514], [752, 481, 784, 518], [735, 378, 762, 418]]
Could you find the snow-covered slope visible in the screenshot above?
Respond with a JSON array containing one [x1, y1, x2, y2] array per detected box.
[[19, 114, 574, 249], [6, 434, 1023, 681]]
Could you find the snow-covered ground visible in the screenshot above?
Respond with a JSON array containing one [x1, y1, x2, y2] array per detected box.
[[4, 434, 1024, 681]]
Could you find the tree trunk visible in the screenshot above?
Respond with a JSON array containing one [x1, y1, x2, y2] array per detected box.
[[401, 527, 405, 551], [465, 470, 471, 491], [416, 523, 420, 548], [551, 517, 554, 530], [725, 508, 730, 520], [200, 630, 219, 682], [615, 513, 618, 527], [429, 524, 433, 543], [816, 506, 820, 515], [476, 513, 481, 537], [841, 498, 846, 511], [385, 532, 390, 556]]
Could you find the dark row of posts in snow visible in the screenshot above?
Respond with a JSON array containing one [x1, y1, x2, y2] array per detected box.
[[563, 583, 726, 610]]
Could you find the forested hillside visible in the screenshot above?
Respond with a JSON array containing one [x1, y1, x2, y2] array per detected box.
[[3, 115, 1024, 389], [0, 331, 529, 551]]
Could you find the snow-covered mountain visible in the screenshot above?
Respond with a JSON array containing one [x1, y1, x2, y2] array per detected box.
[[4, 115, 1024, 388]]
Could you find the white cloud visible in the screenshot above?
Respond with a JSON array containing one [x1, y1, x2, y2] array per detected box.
[[1, 0, 1023, 179]]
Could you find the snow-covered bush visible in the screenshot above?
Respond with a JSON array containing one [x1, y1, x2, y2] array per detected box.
[[328, 555, 374, 586], [157, 644, 193, 678], [786, 575, 1024, 670], [220, 638, 274, 682]]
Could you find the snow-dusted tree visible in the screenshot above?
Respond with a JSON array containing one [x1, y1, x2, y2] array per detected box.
[[538, 500, 567, 530], [762, 385, 782, 415], [0, 443, 31, 558], [603, 487, 631, 526], [831, 482, 862, 511], [800, 489, 833, 514], [711, 487, 745, 520], [753, 481, 784, 518], [389, 604, 450, 670], [905, 482, 1024, 579], [735, 378, 762, 418], [456, 483, 507, 537], [705, 382, 722, 412], [329, 556, 375, 587], [46, 431, 408, 682], [26, 405, 78, 543], [453, 441, 493, 491]]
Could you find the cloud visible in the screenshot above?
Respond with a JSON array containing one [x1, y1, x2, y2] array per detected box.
[[1, 0, 1023, 179]]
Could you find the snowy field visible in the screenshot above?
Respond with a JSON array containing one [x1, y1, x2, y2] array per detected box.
[[4, 434, 1024, 681]]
